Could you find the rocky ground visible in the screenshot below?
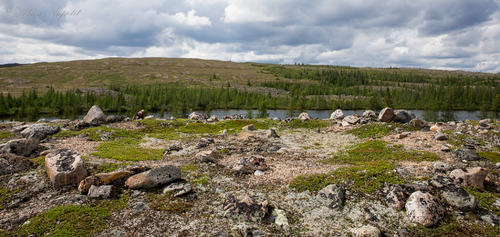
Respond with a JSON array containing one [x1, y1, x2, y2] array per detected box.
[[0, 106, 499, 237]]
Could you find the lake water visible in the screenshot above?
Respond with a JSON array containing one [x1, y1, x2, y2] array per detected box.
[[1, 109, 483, 122]]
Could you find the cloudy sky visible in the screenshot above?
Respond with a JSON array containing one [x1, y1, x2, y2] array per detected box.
[[1, 0, 500, 72]]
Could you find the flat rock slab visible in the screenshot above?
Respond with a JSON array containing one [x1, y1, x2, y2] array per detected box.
[[125, 165, 181, 189], [45, 149, 87, 189], [19, 124, 60, 140], [88, 185, 118, 199], [79, 170, 134, 194]]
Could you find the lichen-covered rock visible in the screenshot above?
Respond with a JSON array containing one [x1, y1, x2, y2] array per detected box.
[[45, 149, 87, 189], [269, 208, 289, 230], [298, 112, 312, 121], [378, 107, 393, 122], [453, 149, 480, 161], [19, 124, 60, 140], [317, 184, 345, 210], [163, 182, 193, 196], [386, 184, 406, 210], [88, 185, 118, 199], [330, 109, 345, 120], [125, 165, 181, 189], [406, 191, 443, 227], [188, 112, 208, 120], [0, 138, 39, 157], [441, 185, 477, 211], [233, 156, 267, 171], [450, 167, 489, 189], [0, 153, 31, 175], [82, 105, 106, 125], [224, 194, 269, 222], [351, 225, 382, 237]]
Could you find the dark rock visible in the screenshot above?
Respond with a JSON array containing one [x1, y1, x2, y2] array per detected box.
[[105, 115, 125, 123], [164, 144, 183, 155], [378, 107, 393, 123], [224, 194, 269, 222], [0, 138, 39, 157], [83, 105, 106, 125], [453, 149, 480, 161], [406, 191, 444, 227], [88, 185, 118, 199], [392, 110, 415, 123], [386, 184, 406, 210], [481, 213, 500, 226], [317, 184, 345, 210], [233, 156, 267, 171], [0, 154, 31, 175], [125, 165, 181, 189], [429, 175, 454, 188], [409, 118, 426, 128], [434, 133, 448, 141], [196, 143, 207, 149], [266, 129, 280, 138], [45, 149, 87, 189], [242, 124, 255, 131]]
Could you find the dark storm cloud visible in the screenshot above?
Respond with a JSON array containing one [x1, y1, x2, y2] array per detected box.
[[0, 0, 499, 72]]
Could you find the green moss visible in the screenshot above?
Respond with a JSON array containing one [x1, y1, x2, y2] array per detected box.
[[0, 187, 13, 210], [96, 162, 131, 173], [98, 194, 130, 211], [0, 131, 14, 140], [54, 126, 142, 141], [32, 156, 46, 166], [178, 123, 221, 134], [91, 137, 163, 161], [478, 151, 500, 163], [346, 123, 402, 138], [289, 161, 406, 194], [15, 204, 109, 237], [324, 140, 439, 165], [147, 192, 193, 213], [407, 214, 500, 237], [447, 133, 485, 148], [181, 163, 199, 173], [463, 187, 500, 215]]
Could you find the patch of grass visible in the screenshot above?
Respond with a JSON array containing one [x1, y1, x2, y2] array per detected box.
[[182, 163, 210, 185], [178, 122, 221, 134], [406, 214, 500, 237], [32, 156, 46, 166], [346, 123, 402, 138], [181, 163, 199, 173], [289, 161, 406, 194], [463, 187, 500, 215], [147, 192, 193, 213], [96, 162, 131, 173], [15, 204, 109, 237], [54, 126, 142, 141], [282, 119, 329, 129], [91, 137, 163, 161], [0, 131, 14, 140], [478, 151, 500, 163], [0, 187, 14, 210], [324, 140, 439, 165], [447, 133, 485, 148]]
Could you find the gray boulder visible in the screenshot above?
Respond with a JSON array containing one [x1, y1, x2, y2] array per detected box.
[[20, 124, 60, 140], [386, 184, 406, 210], [45, 149, 87, 189], [343, 115, 361, 125], [188, 112, 208, 120], [406, 191, 443, 227], [125, 165, 181, 189], [409, 118, 426, 128], [378, 107, 393, 122], [441, 185, 477, 211], [83, 105, 106, 125], [362, 110, 379, 119], [88, 185, 118, 199], [0, 138, 39, 157], [330, 109, 345, 120], [298, 112, 312, 121], [392, 110, 415, 123], [453, 149, 480, 161]]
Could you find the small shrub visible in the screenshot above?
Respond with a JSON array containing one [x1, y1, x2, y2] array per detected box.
[[478, 151, 500, 163], [32, 156, 46, 166], [463, 187, 500, 215], [147, 193, 193, 213], [98, 194, 130, 211], [0, 131, 14, 140]]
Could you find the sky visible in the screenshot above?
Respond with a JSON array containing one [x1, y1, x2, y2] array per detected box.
[[1, 0, 500, 72]]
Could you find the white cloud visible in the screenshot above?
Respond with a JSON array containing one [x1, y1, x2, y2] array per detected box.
[[172, 10, 211, 27]]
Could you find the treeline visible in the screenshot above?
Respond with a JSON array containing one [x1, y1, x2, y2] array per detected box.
[[260, 66, 499, 112]]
